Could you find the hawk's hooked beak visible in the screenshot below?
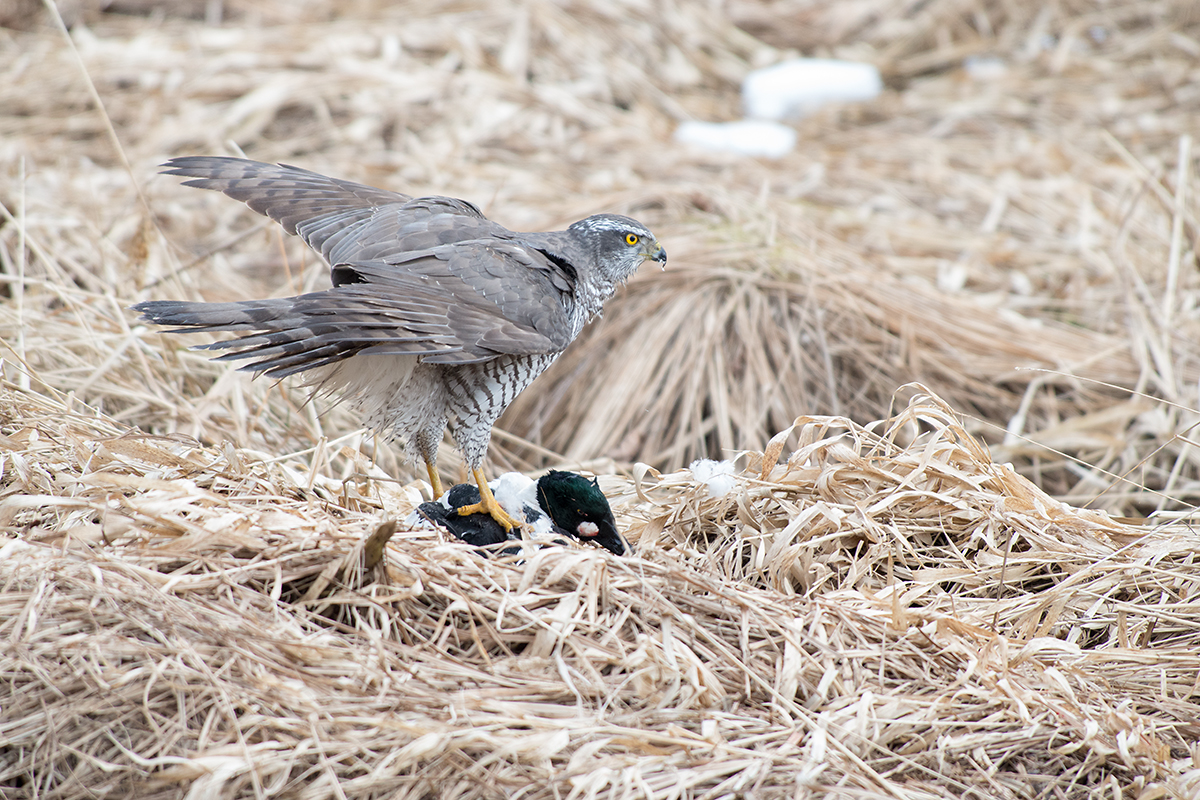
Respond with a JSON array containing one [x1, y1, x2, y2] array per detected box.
[[645, 242, 667, 269]]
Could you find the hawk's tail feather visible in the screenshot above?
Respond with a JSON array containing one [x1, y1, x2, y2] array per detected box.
[[132, 299, 477, 377], [131, 299, 301, 332], [133, 299, 369, 378]]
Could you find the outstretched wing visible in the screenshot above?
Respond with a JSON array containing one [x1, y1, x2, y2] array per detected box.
[[161, 156, 494, 266], [133, 239, 579, 373]]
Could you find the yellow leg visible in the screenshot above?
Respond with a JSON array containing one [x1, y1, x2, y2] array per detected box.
[[456, 467, 523, 532], [425, 460, 444, 499]]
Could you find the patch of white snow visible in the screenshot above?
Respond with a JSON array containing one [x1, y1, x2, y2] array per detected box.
[[742, 59, 882, 120], [674, 120, 796, 159], [689, 459, 738, 498]]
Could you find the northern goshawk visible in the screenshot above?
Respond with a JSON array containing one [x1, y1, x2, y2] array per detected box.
[[134, 157, 666, 531]]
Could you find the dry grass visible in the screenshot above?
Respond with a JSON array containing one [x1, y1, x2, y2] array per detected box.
[[5, 382, 1200, 798], [3, 0, 1200, 797]]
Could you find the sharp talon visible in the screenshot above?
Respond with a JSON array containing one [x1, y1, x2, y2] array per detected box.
[[456, 467, 523, 532], [455, 500, 521, 532]]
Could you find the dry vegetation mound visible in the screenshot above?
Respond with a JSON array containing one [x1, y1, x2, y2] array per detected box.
[[2, 1, 1200, 798], [4, 383, 1200, 797]]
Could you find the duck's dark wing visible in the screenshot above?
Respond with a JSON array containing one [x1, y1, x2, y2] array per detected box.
[[418, 485, 520, 550]]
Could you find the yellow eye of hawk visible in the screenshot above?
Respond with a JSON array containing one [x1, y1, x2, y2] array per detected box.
[[625, 232, 640, 246]]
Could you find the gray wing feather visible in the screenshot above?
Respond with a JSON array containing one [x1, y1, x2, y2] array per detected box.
[[162, 156, 407, 240], [133, 241, 577, 375], [161, 157, 492, 267], [147, 157, 583, 375]]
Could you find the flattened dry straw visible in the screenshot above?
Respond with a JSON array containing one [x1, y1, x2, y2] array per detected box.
[[5, 0, 1200, 796], [3, 383, 1200, 798]]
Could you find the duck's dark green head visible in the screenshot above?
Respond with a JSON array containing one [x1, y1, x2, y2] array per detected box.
[[536, 470, 628, 555]]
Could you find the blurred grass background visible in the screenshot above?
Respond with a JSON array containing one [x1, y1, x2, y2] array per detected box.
[[2, 0, 1199, 512]]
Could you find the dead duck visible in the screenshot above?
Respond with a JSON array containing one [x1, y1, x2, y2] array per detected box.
[[416, 470, 628, 556]]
